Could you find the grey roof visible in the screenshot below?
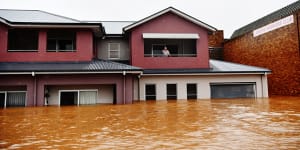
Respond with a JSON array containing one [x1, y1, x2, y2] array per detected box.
[[101, 21, 134, 34], [0, 59, 142, 73], [143, 59, 270, 74], [209, 59, 270, 73], [231, 1, 300, 39], [0, 9, 80, 23]]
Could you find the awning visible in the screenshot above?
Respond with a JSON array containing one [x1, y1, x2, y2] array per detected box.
[[142, 33, 199, 39]]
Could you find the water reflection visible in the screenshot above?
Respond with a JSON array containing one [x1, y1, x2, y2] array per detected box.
[[0, 97, 300, 149]]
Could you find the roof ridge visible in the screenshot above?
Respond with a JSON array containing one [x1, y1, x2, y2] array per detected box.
[[230, 0, 300, 39], [37, 10, 81, 23]]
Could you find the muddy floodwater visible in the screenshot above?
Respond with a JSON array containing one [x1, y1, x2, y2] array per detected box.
[[0, 97, 300, 149]]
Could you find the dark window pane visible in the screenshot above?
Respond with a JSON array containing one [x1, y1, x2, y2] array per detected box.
[[146, 84, 156, 100], [47, 30, 76, 51], [0, 93, 5, 108], [47, 39, 57, 50], [167, 84, 177, 100], [187, 84, 197, 99], [8, 29, 38, 50], [211, 84, 255, 99]]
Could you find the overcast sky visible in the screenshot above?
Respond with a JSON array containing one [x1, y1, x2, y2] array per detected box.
[[0, 0, 297, 38]]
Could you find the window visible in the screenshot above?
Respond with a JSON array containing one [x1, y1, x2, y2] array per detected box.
[[59, 90, 98, 106], [144, 39, 196, 57], [145, 84, 156, 100], [210, 83, 256, 99], [187, 84, 197, 99], [8, 29, 39, 51], [47, 30, 76, 52], [167, 84, 177, 100], [108, 43, 120, 59], [0, 91, 26, 108]]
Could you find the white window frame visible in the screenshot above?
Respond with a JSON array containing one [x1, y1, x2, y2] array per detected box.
[[0, 91, 27, 108], [58, 89, 98, 106], [108, 43, 121, 59]]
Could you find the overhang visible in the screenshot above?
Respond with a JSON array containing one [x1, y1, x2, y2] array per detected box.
[[142, 33, 199, 39]]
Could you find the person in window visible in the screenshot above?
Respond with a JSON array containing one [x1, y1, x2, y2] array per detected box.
[[162, 46, 171, 57]]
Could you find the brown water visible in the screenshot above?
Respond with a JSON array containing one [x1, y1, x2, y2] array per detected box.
[[0, 97, 300, 150]]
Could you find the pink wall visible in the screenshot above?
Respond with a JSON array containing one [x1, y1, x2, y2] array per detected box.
[[130, 12, 210, 69], [0, 24, 94, 62], [0, 75, 35, 106], [0, 74, 135, 106]]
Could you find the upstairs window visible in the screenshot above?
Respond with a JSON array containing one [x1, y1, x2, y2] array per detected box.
[[144, 39, 196, 57], [108, 43, 120, 59], [47, 30, 76, 52], [8, 29, 39, 51]]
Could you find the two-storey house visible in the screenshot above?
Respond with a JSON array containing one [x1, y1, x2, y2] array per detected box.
[[0, 9, 142, 107], [0, 7, 270, 108]]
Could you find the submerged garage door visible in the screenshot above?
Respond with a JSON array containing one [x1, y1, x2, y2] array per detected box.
[[210, 83, 256, 98]]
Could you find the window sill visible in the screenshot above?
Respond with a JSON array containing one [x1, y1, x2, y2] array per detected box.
[[7, 50, 38, 52], [47, 50, 77, 52]]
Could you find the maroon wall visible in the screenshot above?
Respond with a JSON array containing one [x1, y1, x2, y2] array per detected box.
[[0, 75, 35, 106], [0, 24, 94, 62], [0, 74, 135, 106], [129, 12, 210, 69]]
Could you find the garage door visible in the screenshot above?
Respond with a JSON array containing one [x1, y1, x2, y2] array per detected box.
[[210, 83, 256, 99]]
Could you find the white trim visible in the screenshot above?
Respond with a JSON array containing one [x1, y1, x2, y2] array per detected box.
[[124, 7, 216, 32], [143, 33, 199, 39]]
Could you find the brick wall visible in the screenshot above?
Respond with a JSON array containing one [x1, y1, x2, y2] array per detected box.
[[208, 30, 224, 60], [224, 14, 300, 96]]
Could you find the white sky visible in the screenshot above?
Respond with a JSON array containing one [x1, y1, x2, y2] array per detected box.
[[0, 0, 297, 38]]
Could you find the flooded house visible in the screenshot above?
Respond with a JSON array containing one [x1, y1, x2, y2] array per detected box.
[[0, 7, 270, 107]]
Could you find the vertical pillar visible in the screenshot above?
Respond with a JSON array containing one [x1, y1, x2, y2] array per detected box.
[[38, 30, 47, 52]]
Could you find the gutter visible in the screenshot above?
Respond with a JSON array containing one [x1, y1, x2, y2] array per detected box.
[[141, 72, 271, 76], [0, 71, 143, 75]]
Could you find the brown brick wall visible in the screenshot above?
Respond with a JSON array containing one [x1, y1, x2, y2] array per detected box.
[[208, 30, 224, 47], [209, 30, 224, 60], [224, 14, 300, 96]]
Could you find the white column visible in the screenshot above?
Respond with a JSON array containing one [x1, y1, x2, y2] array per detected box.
[[177, 83, 187, 100]]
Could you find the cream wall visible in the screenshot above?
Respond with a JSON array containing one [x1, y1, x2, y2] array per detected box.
[[47, 85, 114, 105], [97, 38, 130, 60], [138, 74, 268, 100]]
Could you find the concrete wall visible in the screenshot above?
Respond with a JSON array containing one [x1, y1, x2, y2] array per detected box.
[[130, 12, 210, 69], [224, 13, 300, 96], [0, 24, 94, 62], [97, 37, 130, 60], [139, 74, 268, 100]]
